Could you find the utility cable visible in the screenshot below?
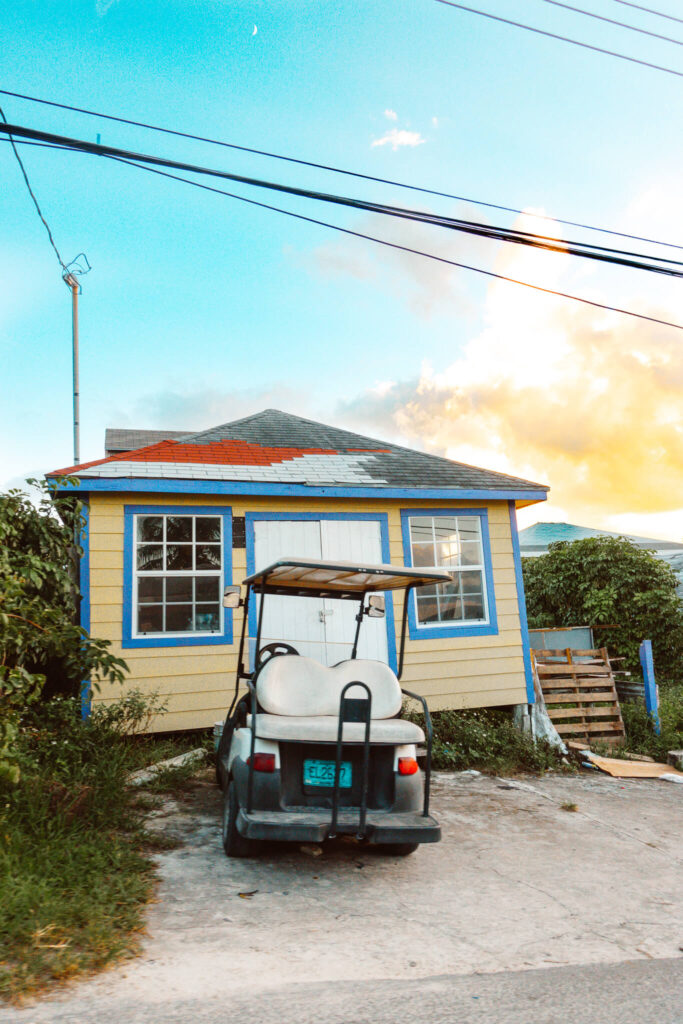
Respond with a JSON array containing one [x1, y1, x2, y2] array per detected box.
[[610, 0, 683, 26], [1, 123, 681, 279], [433, 0, 683, 78], [539, 0, 683, 45], [0, 105, 67, 271], [107, 153, 683, 332], [0, 87, 680, 253]]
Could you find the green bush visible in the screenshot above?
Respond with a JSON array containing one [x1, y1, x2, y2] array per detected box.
[[620, 685, 683, 761], [522, 536, 683, 680], [407, 706, 566, 775]]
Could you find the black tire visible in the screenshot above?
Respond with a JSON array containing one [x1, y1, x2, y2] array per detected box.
[[380, 842, 419, 857], [222, 781, 256, 858]]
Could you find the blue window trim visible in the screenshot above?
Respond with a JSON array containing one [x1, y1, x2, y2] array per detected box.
[[508, 501, 536, 704], [51, 477, 548, 503], [399, 507, 499, 640], [122, 504, 233, 649], [79, 500, 92, 720], [244, 511, 398, 673]]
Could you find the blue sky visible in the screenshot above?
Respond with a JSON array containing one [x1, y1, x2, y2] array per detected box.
[[2, 0, 682, 538]]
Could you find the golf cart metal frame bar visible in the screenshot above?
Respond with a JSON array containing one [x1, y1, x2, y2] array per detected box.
[[228, 559, 452, 824]]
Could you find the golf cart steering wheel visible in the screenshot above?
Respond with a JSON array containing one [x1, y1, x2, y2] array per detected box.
[[256, 642, 299, 667]]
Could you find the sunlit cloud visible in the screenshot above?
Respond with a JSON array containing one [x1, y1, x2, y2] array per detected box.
[[384, 109, 398, 121], [371, 128, 425, 151]]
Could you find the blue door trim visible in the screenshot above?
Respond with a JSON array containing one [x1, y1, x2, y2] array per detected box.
[[399, 507, 499, 640], [122, 504, 233, 648], [79, 500, 92, 719], [244, 511, 398, 672], [508, 501, 536, 704]]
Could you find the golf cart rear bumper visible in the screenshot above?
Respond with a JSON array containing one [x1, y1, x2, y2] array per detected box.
[[236, 807, 441, 844]]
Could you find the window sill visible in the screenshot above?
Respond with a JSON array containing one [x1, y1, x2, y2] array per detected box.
[[409, 621, 499, 640], [122, 632, 233, 649]]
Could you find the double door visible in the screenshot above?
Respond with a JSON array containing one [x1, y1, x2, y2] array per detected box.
[[252, 518, 390, 666]]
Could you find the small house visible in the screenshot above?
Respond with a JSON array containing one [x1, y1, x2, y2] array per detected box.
[[49, 410, 548, 731]]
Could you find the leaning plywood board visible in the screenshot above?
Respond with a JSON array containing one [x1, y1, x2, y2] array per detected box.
[[533, 647, 626, 746]]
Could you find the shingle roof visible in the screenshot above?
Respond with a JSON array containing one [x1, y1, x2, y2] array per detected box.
[[50, 409, 548, 494], [104, 428, 190, 457]]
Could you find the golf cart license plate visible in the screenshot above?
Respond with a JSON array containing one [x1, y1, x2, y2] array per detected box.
[[303, 759, 352, 788]]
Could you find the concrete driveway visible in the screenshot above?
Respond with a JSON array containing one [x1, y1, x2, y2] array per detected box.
[[6, 769, 683, 1022]]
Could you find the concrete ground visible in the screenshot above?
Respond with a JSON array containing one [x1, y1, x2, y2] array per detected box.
[[6, 769, 683, 1023]]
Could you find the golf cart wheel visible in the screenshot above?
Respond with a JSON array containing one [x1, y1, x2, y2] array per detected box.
[[222, 781, 256, 858], [382, 843, 419, 857]]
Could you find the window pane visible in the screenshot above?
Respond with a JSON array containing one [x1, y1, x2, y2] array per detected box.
[[166, 544, 193, 571], [166, 516, 192, 542], [196, 577, 220, 602], [433, 517, 458, 540], [411, 542, 434, 567], [166, 576, 193, 602], [196, 545, 221, 570], [436, 535, 460, 567], [196, 517, 221, 542], [439, 594, 463, 621], [137, 516, 163, 542], [138, 577, 163, 603], [416, 595, 439, 623], [137, 544, 163, 571], [138, 604, 163, 633], [460, 540, 483, 566], [463, 594, 485, 620], [409, 521, 433, 545], [195, 604, 220, 631], [457, 518, 481, 542], [460, 570, 483, 594], [165, 604, 193, 632]]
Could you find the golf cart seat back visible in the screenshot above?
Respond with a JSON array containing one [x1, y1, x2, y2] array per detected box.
[[256, 656, 402, 719]]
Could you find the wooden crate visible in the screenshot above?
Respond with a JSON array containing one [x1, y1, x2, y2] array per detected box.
[[532, 648, 625, 747]]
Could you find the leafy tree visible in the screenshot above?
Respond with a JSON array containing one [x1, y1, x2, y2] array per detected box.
[[522, 536, 683, 681], [0, 480, 127, 783]]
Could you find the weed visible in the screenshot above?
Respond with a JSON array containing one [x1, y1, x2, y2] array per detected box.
[[561, 801, 578, 812], [619, 684, 683, 761]]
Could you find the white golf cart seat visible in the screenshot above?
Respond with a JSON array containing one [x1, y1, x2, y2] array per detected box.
[[247, 655, 425, 745]]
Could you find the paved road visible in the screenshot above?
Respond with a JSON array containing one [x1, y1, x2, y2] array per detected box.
[[9, 959, 683, 1023]]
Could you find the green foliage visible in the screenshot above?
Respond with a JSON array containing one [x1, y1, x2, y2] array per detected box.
[[407, 706, 566, 775], [0, 479, 128, 783], [619, 685, 683, 762], [522, 536, 683, 679], [0, 692, 170, 1002]]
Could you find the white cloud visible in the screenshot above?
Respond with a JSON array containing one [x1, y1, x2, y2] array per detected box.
[[431, 116, 439, 127], [371, 128, 425, 151], [95, 0, 118, 14], [384, 109, 398, 121]]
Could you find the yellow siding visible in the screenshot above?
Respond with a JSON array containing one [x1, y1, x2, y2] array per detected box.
[[86, 493, 529, 730]]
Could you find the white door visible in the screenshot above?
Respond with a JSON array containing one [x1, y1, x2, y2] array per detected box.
[[252, 518, 389, 666]]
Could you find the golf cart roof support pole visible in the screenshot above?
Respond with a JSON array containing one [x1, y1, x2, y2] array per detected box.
[[227, 585, 251, 720], [248, 575, 268, 815], [350, 596, 365, 660], [397, 584, 413, 680]]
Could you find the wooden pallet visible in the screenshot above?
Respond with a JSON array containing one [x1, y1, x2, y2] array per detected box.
[[532, 648, 626, 747]]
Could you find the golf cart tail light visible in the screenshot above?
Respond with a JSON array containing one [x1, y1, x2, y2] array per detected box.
[[249, 753, 276, 772], [398, 757, 418, 775]]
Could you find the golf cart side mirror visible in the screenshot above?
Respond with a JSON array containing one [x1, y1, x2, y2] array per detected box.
[[223, 586, 241, 609], [367, 595, 385, 618]]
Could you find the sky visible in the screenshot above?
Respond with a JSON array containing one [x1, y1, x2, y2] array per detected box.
[[2, 0, 682, 540]]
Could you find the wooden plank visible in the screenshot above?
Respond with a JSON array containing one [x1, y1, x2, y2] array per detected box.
[[557, 721, 625, 735], [548, 706, 622, 721], [537, 664, 611, 676], [540, 678, 616, 691], [543, 691, 620, 705]]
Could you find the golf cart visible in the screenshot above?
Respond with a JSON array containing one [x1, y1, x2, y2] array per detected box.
[[216, 558, 453, 857]]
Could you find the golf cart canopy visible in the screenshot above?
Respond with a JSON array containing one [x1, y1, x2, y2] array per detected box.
[[242, 558, 453, 598]]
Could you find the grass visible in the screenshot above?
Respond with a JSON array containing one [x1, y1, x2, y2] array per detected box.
[[618, 683, 683, 762], [406, 705, 568, 775], [0, 692, 210, 1003]]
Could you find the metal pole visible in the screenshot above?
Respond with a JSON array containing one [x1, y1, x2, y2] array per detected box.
[[66, 274, 80, 465]]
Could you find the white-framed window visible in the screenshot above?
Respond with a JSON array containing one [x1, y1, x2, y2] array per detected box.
[[408, 515, 489, 626], [133, 513, 223, 636]]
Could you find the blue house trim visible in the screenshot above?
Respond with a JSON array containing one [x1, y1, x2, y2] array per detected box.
[[244, 510, 398, 673], [508, 501, 536, 704], [399, 507, 499, 640], [122, 504, 233, 649], [52, 477, 548, 503], [79, 500, 92, 720]]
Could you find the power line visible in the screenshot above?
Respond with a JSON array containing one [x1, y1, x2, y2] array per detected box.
[[0, 105, 67, 271], [106, 153, 683, 333], [610, 0, 683, 26], [0, 87, 680, 253], [540, 0, 683, 45], [433, 0, 683, 77], [1, 123, 681, 280]]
